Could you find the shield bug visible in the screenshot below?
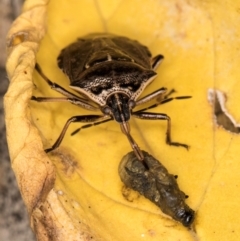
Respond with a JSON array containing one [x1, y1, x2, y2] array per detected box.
[[32, 33, 191, 160], [119, 151, 195, 227]]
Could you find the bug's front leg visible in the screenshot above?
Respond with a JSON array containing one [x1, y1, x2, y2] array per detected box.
[[132, 111, 189, 150], [45, 115, 111, 152]]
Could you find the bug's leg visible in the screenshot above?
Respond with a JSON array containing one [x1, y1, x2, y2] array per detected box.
[[35, 63, 95, 104], [35, 64, 83, 99], [34, 64, 98, 110], [151, 54, 164, 70], [132, 111, 189, 149], [45, 115, 111, 152], [32, 96, 75, 103]]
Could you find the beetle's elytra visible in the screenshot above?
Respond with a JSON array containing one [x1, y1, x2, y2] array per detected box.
[[119, 151, 195, 227], [33, 33, 191, 160]]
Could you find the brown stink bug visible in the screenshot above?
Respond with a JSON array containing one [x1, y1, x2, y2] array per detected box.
[[32, 33, 191, 160]]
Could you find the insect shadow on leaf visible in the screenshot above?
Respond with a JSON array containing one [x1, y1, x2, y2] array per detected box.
[[118, 151, 195, 227], [32, 33, 191, 161]]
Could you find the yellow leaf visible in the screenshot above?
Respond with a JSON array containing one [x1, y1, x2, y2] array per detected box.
[[4, 0, 240, 240]]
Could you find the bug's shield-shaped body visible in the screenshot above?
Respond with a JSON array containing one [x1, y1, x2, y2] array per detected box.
[[56, 33, 165, 160], [33, 33, 190, 159], [119, 151, 195, 227], [57, 33, 157, 107]]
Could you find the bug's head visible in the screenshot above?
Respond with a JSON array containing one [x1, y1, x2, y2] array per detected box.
[[101, 92, 135, 123]]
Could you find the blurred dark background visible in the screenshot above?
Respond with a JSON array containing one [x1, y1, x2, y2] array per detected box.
[[0, 0, 36, 240]]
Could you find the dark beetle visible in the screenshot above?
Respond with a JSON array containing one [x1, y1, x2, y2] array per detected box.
[[119, 151, 195, 227], [33, 33, 190, 160]]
